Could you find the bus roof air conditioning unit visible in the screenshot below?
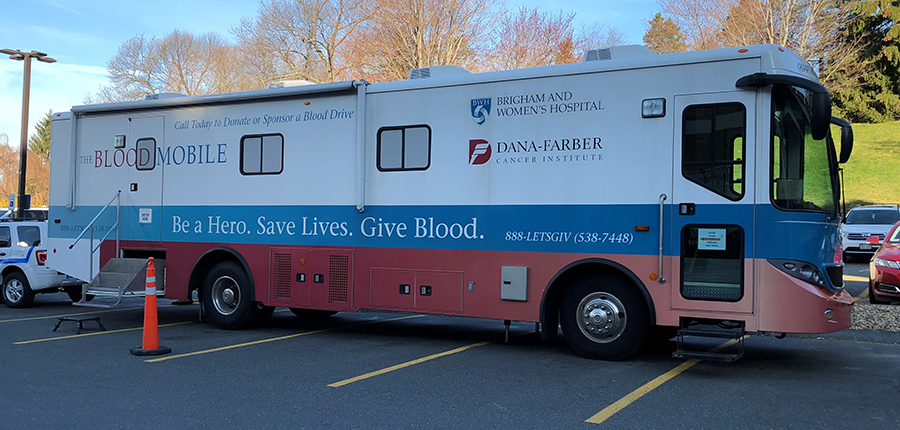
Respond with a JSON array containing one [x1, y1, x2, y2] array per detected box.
[[268, 80, 315, 89], [144, 93, 187, 101], [408, 65, 471, 80], [583, 45, 656, 62]]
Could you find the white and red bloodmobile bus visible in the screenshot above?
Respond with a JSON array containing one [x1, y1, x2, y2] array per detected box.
[[47, 44, 854, 360]]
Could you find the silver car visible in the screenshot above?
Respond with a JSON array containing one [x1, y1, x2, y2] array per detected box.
[[841, 205, 900, 261]]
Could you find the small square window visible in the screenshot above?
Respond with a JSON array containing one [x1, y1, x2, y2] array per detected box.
[[377, 125, 431, 171], [241, 134, 284, 175], [136, 138, 156, 171]]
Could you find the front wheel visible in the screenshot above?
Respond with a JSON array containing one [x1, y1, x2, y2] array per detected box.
[[3, 272, 35, 308], [202, 261, 264, 329], [559, 274, 649, 360]]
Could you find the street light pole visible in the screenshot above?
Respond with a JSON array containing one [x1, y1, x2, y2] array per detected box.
[[1, 49, 55, 219]]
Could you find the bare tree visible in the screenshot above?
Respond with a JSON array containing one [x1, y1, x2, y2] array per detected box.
[[486, 7, 580, 70], [658, 0, 730, 50], [234, 0, 374, 84], [346, 0, 500, 81], [657, 0, 867, 93], [89, 30, 254, 103]]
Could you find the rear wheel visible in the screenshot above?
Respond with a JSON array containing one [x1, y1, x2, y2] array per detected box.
[[560, 274, 649, 360], [3, 272, 35, 308], [202, 261, 263, 329], [65, 286, 94, 303]]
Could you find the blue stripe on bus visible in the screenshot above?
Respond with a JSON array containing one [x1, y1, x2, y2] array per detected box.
[[48, 204, 839, 260]]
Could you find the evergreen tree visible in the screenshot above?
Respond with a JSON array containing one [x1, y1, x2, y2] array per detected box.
[[643, 13, 687, 54], [28, 110, 52, 164], [832, 1, 900, 122]]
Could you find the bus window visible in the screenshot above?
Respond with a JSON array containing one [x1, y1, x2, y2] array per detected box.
[[682, 103, 746, 201]]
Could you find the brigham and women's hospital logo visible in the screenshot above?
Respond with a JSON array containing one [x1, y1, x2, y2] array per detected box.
[[471, 98, 490, 125]]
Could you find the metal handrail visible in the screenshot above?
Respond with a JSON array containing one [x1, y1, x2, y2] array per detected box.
[[69, 190, 121, 249], [68, 190, 120, 290]]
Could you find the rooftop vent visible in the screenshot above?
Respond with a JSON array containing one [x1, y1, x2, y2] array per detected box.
[[408, 65, 470, 80], [583, 45, 656, 62], [267, 80, 315, 89], [144, 93, 187, 101]]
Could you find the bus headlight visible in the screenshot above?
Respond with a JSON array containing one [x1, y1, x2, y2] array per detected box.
[[768, 259, 827, 288]]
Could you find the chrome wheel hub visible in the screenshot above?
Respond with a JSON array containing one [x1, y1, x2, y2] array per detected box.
[[4, 280, 23, 303], [576, 292, 627, 343], [212, 276, 240, 316]]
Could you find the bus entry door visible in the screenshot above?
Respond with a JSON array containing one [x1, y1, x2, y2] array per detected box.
[[126, 116, 165, 242], [669, 92, 755, 315]]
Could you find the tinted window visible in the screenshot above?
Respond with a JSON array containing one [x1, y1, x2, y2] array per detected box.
[[16, 226, 41, 247], [0, 226, 9, 248], [846, 209, 900, 225], [682, 103, 745, 201]]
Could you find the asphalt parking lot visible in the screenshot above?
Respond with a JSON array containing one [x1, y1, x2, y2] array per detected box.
[[1, 262, 898, 429]]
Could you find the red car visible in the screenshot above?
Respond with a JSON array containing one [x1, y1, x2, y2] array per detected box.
[[869, 221, 900, 304]]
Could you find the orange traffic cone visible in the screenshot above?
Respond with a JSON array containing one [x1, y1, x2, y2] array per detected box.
[[130, 257, 171, 356]]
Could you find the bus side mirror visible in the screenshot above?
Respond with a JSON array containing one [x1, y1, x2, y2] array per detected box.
[[831, 117, 853, 164], [810, 92, 831, 140]]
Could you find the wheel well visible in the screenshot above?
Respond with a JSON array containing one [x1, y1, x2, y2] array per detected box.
[[188, 247, 255, 301], [0, 266, 25, 281], [540, 259, 656, 340]]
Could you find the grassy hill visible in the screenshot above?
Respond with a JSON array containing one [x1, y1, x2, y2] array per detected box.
[[839, 121, 900, 209]]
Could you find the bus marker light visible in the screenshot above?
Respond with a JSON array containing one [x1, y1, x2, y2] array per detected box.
[[635, 225, 650, 232], [738, 48, 749, 53], [649, 273, 658, 281], [824, 309, 834, 320]]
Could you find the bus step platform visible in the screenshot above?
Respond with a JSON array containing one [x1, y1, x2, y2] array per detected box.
[[672, 349, 741, 362], [673, 322, 745, 362], [72, 258, 166, 309]]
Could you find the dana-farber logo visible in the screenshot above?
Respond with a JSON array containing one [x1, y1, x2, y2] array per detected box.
[[469, 139, 492, 165]]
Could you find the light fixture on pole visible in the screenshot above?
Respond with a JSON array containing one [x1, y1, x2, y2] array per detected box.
[[1, 49, 55, 219]]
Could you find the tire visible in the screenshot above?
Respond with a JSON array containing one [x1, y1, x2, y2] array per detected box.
[[65, 286, 94, 303], [3, 272, 35, 308], [559, 274, 649, 360], [202, 261, 263, 329], [289, 308, 338, 321]]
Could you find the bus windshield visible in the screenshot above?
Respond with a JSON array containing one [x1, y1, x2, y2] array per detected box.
[[770, 85, 838, 217]]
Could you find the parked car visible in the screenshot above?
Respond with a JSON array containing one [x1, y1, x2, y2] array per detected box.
[[841, 205, 900, 262], [0, 207, 49, 221], [869, 221, 900, 304], [0, 220, 83, 307]]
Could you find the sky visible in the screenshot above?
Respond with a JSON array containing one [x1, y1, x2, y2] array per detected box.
[[0, 0, 659, 149]]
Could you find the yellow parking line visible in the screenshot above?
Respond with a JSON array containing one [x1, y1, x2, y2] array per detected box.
[[844, 275, 868, 283], [14, 321, 194, 344], [0, 307, 139, 323], [585, 336, 746, 425], [328, 341, 490, 388], [145, 314, 423, 363], [854, 288, 869, 302]]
